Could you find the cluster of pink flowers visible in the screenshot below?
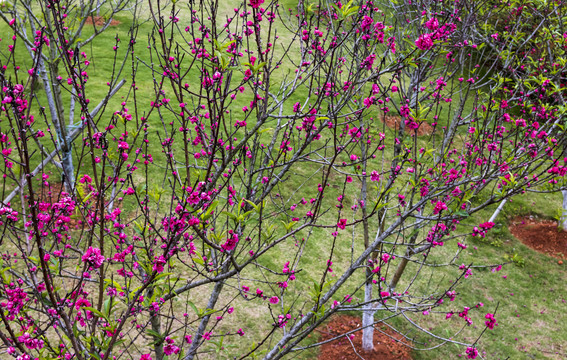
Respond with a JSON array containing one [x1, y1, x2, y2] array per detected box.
[[415, 33, 434, 50], [221, 231, 240, 252], [358, 15, 385, 42], [152, 255, 167, 273], [433, 201, 447, 215], [472, 222, 495, 237], [274, 313, 292, 328], [1, 283, 29, 320], [249, 0, 264, 9], [0, 205, 19, 224], [458, 306, 473, 326], [82, 247, 105, 270], [18, 333, 44, 350], [465, 347, 478, 359], [415, 16, 458, 51], [484, 313, 498, 329], [425, 223, 449, 247], [163, 337, 180, 355]]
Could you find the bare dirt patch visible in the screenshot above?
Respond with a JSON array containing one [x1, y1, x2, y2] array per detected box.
[[509, 216, 567, 260], [381, 116, 433, 136], [317, 315, 413, 360], [84, 16, 121, 27]]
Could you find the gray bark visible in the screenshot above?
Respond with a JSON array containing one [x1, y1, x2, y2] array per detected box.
[[149, 292, 164, 360], [361, 279, 375, 352], [489, 198, 507, 223], [359, 117, 375, 352], [185, 280, 224, 360], [388, 215, 423, 294]]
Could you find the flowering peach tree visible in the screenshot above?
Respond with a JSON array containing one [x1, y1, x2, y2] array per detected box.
[[0, 0, 566, 359]]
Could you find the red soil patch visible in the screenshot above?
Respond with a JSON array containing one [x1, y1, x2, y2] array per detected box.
[[84, 16, 120, 27], [509, 216, 567, 260], [381, 116, 433, 136], [317, 315, 413, 360]]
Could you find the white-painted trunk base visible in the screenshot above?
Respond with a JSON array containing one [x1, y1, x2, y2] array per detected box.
[[361, 282, 375, 352]]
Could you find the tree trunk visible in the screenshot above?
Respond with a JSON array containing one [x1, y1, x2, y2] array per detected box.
[[61, 147, 75, 194], [185, 280, 224, 360], [361, 268, 375, 352], [489, 198, 507, 223], [151, 307, 164, 360], [38, 57, 75, 193], [359, 117, 376, 353], [42, 8, 76, 194], [388, 215, 423, 293], [361, 209, 384, 352]]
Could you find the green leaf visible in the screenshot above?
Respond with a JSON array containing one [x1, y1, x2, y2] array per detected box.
[[153, 272, 173, 282], [133, 221, 148, 235], [221, 211, 238, 221], [244, 199, 260, 212], [282, 220, 297, 232], [104, 279, 124, 293], [200, 308, 217, 317], [146, 329, 162, 338], [82, 307, 107, 320], [89, 350, 102, 360], [201, 200, 219, 220], [146, 328, 164, 342], [187, 301, 198, 316], [103, 298, 113, 317]]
